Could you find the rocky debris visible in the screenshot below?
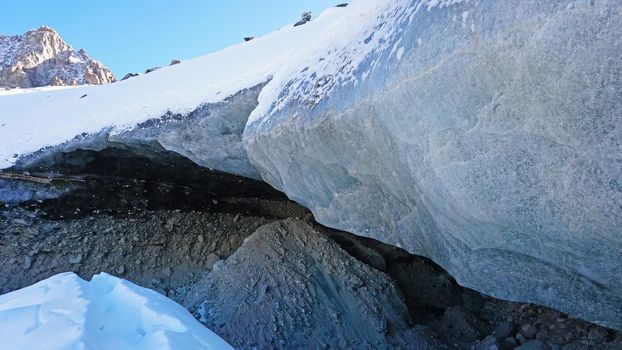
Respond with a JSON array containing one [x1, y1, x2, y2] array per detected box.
[[335, 3, 348, 7], [472, 301, 622, 350], [169, 59, 181, 65], [182, 219, 442, 349], [293, 11, 312, 27], [0, 208, 271, 298], [68, 254, 82, 264], [121, 72, 138, 80], [520, 324, 538, 340], [144, 66, 160, 74], [0, 198, 620, 349], [495, 321, 517, 340], [0, 26, 115, 88], [243, 37, 254, 42], [22, 256, 32, 270]]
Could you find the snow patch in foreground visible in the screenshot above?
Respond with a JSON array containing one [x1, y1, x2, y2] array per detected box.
[[0, 272, 232, 350]]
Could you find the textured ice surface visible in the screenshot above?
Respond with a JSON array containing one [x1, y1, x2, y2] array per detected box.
[[245, 0, 622, 329], [0, 272, 233, 350]]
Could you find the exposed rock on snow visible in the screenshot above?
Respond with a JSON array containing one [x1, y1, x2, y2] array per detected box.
[[183, 219, 442, 349], [243, 0, 622, 329], [121, 72, 139, 80], [0, 26, 115, 88], [145, 66, 161, 74], [0, 272, 232, 350]]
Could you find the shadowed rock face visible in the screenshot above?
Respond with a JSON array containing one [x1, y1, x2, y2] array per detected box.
[[244, 0, 622, 329], [0, 26, 115, 88]]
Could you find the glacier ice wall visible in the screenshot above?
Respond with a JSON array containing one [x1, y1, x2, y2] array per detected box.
[[12, 84, 264, 179], [244, 0, 622, 329]]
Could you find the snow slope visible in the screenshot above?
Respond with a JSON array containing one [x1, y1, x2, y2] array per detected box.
[[0, 7, 347, 169], [0, 272, 232, 350]]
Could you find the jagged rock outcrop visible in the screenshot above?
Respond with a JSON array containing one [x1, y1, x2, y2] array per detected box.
[[244, 0, 622, 329], [0, 26, 115, 88]]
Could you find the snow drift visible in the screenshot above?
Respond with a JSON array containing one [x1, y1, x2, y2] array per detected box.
[[0, 272, 232, 350]]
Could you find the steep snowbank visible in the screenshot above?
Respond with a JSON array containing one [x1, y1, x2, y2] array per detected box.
[[0, 272, 232, 350]]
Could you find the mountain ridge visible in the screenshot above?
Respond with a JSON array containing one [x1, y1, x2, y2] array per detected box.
[[0, 26, 115, 88]]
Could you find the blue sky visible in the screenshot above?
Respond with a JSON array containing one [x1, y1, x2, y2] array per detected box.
[[1, 0, 340, 76]]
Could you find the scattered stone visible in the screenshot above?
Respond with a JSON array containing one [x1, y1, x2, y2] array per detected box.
[[162, 266, 172, 277], [165, 218, 176, 232], [12, 218, 28, 226], [294, 11, 312, 27], [205, 253, 220, 270], [197, 234, 205, 243], [169, 59, 181, 65], [144, 66, 160, 74], [22, 256, 32, 270], [243, 37, 254, 42], [495, 321, 517, 340], [501, 336, 519, 350], [121, 73, 139, 80], [520, 324, 538, 339], [516, 333, 528, 345], [68, 254, 82, 264], [477, 335, 501, 350], [211, 260, 224, 272], [116, 265, 125, 275]]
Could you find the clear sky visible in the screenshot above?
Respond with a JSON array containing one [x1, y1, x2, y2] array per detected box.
[[1, 0, 341, 77]]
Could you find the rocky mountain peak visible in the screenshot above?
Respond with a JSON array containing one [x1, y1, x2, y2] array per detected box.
[[0, 26, 115, 88]]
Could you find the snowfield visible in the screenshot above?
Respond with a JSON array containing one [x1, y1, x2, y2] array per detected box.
[[0, 7, 346, 169], [0, 272, 232, 350]]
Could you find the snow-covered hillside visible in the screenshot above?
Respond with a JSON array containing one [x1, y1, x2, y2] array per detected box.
[[0, 272, 232, 349], [0, 26, 115, 88], [0, 8, 346, 171]]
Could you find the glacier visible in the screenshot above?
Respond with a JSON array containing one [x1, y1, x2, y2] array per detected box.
[[244, 0, 622, 329], [0, 272, 232, 350], [0, 0, 621, 330]]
